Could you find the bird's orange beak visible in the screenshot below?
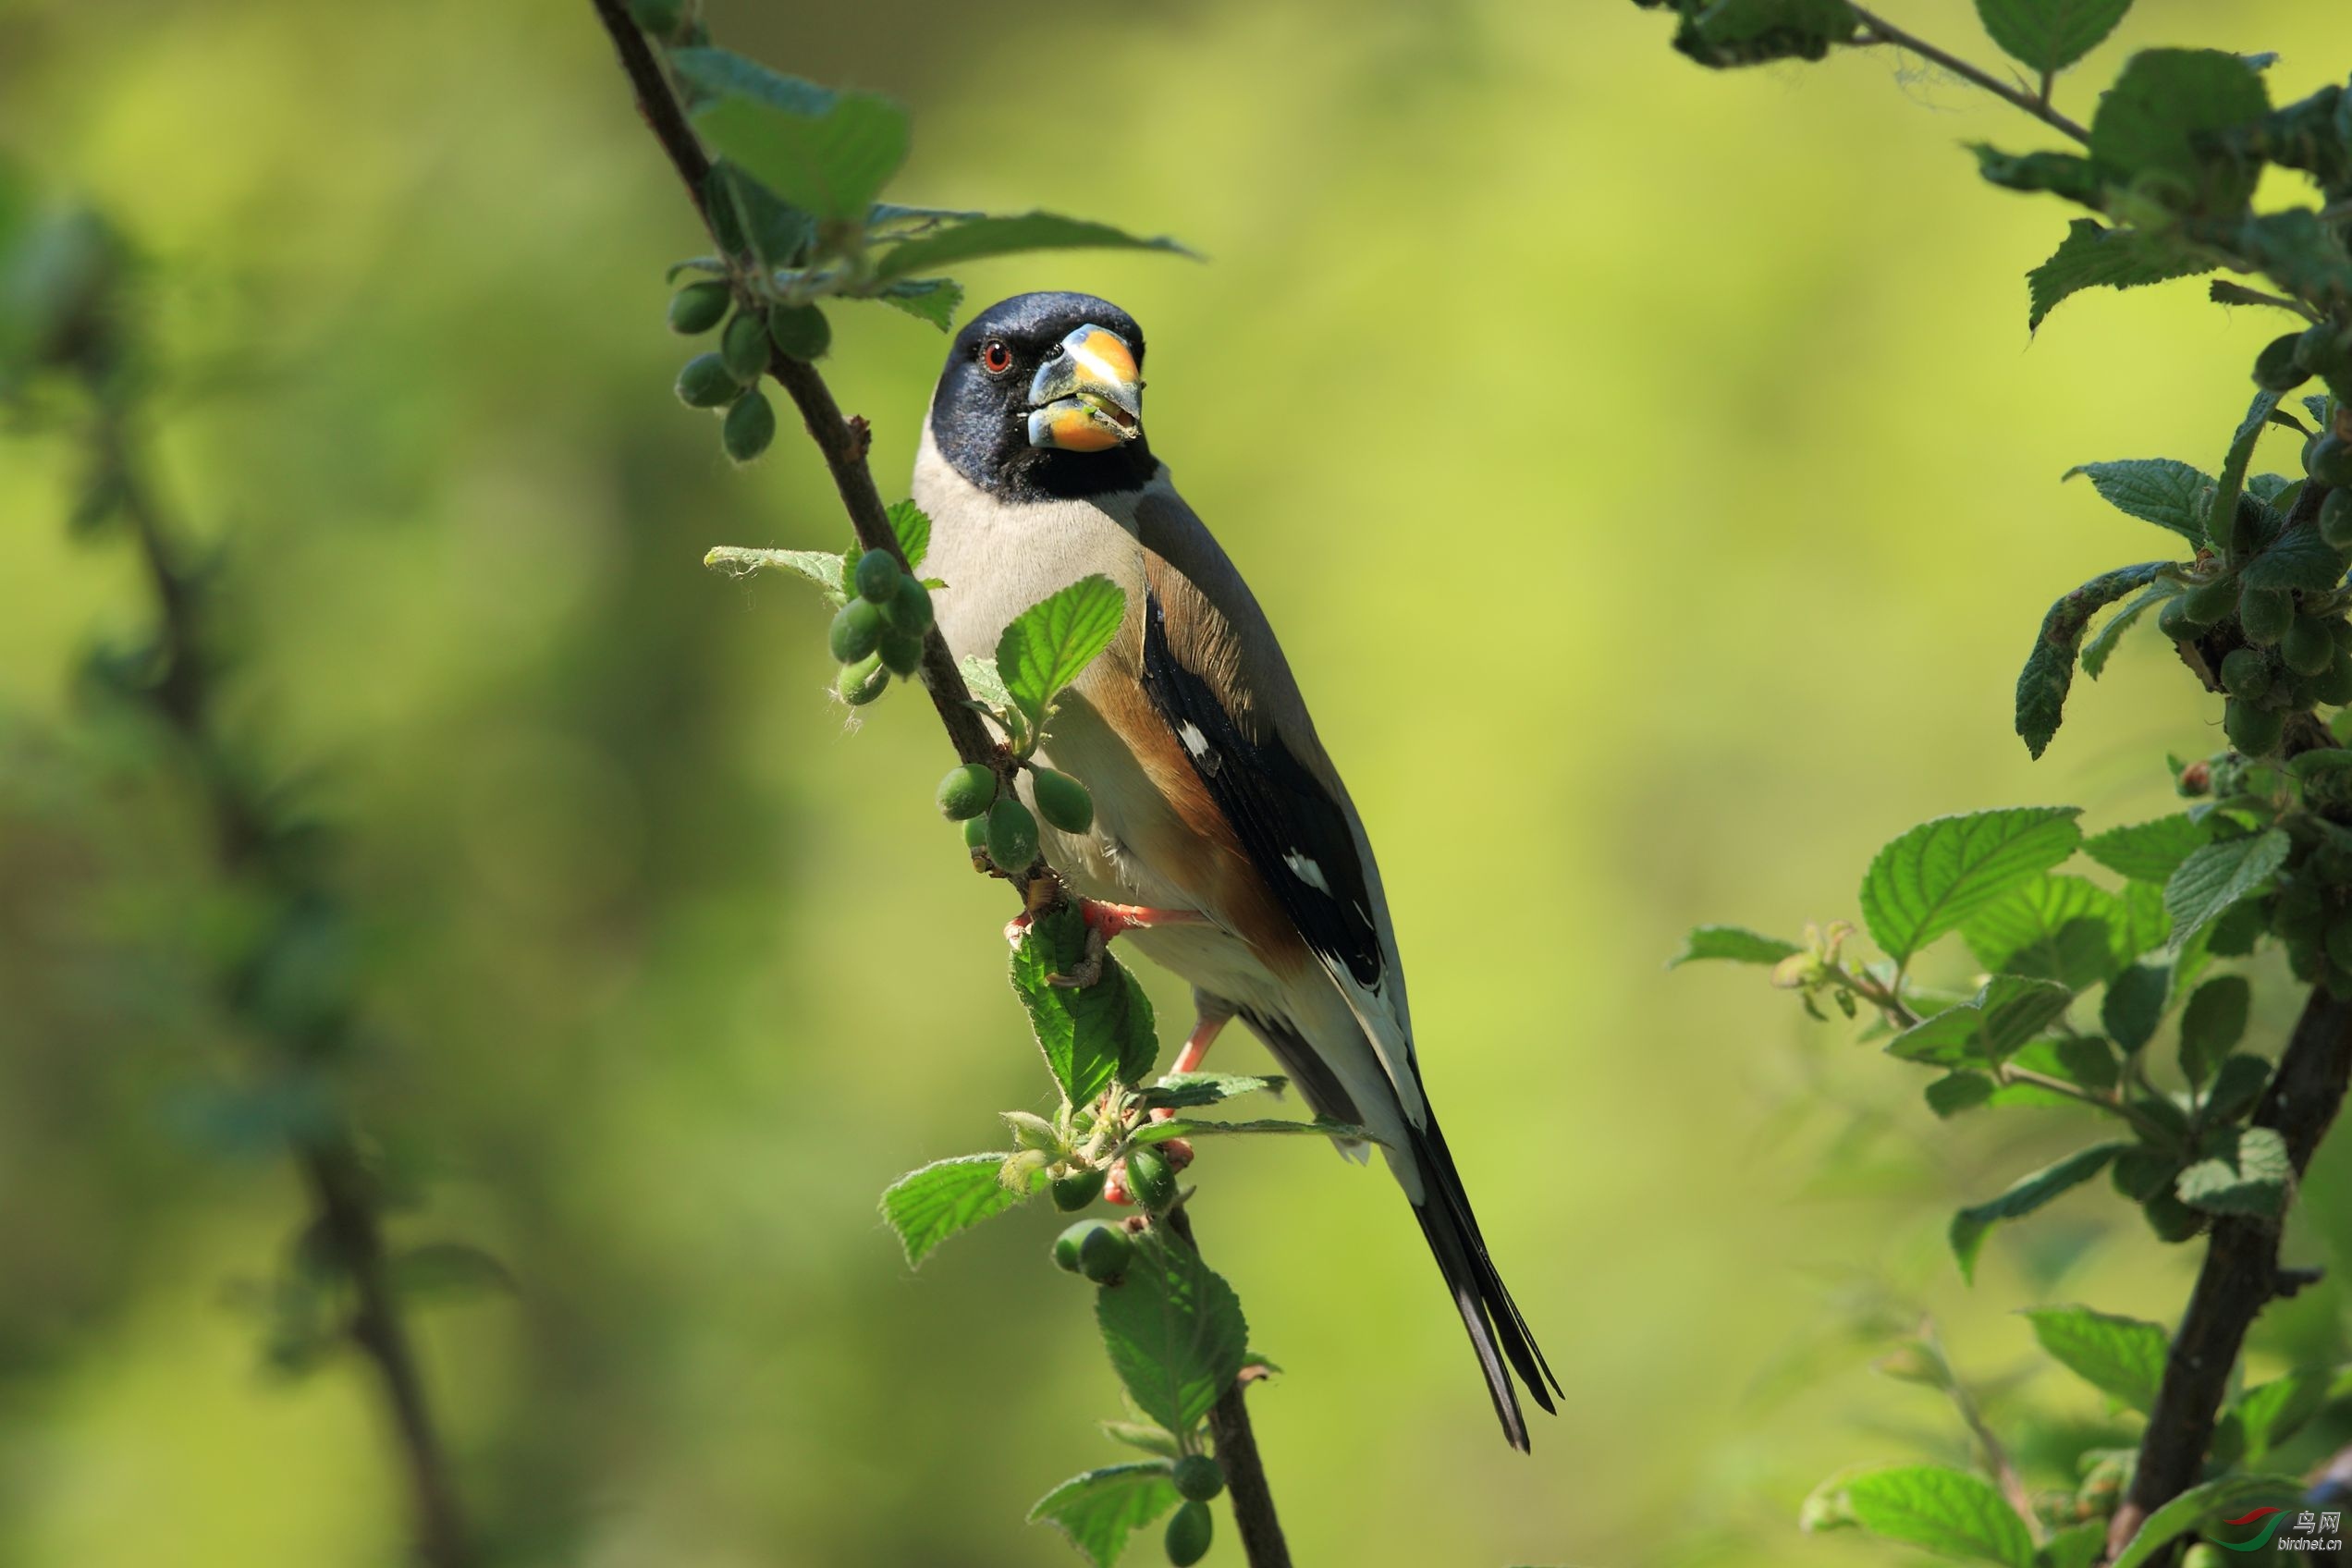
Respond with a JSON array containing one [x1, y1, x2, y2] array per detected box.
[[1026, 325, 1143, 452]]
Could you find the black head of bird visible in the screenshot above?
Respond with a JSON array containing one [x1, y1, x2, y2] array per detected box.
[[930, 290, 1157, 502]]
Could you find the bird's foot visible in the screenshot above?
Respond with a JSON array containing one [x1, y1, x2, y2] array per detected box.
[[1102, 1137, 1194, 1205], [1042, 899, 1209, 988]]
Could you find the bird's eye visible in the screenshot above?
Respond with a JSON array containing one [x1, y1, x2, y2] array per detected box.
[[979, 339, 1013, 375]]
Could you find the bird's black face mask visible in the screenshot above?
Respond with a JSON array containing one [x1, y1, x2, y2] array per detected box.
[[928, 290, 1156, 502]]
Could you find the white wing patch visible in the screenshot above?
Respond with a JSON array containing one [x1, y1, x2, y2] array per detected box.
[[1282, 851, 1332, 895]]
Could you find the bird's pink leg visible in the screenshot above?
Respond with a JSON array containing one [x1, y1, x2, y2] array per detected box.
[[1002, 898, 1207, 954]]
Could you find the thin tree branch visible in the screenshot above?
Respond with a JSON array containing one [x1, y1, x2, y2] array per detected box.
[[2106, 984, 2352, 1563], [1846, 6, 2092, 144], [582, 6, 1292, 1562]]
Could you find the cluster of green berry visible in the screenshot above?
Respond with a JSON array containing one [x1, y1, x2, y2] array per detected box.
[[937, 757, 1095, 872], [667, 276, 827, 465], [825, 547, 934, 705]]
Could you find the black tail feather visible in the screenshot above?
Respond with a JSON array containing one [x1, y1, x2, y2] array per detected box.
[[1407, 1114, 1559, 1452]]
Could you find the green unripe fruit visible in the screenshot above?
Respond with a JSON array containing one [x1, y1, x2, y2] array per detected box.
[[676, 352, 739, 408], [720, 311, 769, 383], [881, 573, 934, 634], [2285, 616, 2335, 676], [668, 280, 729, 334], [962, 813, 989, 852], [2255, 332, 2311, 391], [1124, 1145, 1178, 1211], [1053, 1219, 1131, 1281], [1171, 1455, 1224, 1503], [1164, 1501, 1213, 1566], [854, 549, 900, 604], [936, 763, 998, 821], [2316, 646, 2352, 704], [2239, 584, 2294, 645], [836, 653, 888, 706], [2296, 324, 2352, 379], [2224, 696, 2285, 756], [830, 598, 884, 664], [2324, 489, 2352, 552], [2312, 433, 2352, 488], [722, 389, 775, 463], [2181, 575, 2238, 628], [628, 0, 683, 36], [768, 303, 831, 361], [2219, 646, 2272, 699], [1050, 1168, 1106, 1212], [2155, 595, 2200, 642], [986, 797, 1039, 869], [1031, 767, 1096, 833], [878, 628, 926, 678]]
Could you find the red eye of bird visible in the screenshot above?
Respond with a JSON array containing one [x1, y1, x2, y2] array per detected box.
[[979, 339, 1012, 375]]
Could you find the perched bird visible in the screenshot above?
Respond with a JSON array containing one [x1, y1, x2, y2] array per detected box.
[[913, 291, 1560, 1449]]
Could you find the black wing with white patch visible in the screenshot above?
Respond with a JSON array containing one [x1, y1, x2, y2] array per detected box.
[[1139, 590, 1383, 990]]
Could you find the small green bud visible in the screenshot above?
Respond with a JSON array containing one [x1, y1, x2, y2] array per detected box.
[[1123, 1145, 1178, 1211], [854, 548, 900, 604], [2224, 696, 2285, 756], [1171, 1455, 1224, 1503], [720, 311, 770, 383], [628, 0, 684, 37], [2239, 584, 2294, 645], [768, 303, 832, 361], [937, 762, 998, 821], [1053, 1219, 1131, 1281], [962, 814, 990, 854], [881, 572, 934, 635], [676, 352, 739, 408], [836, 653, 888, 706], [2324, 489, 2352, 552], [2155, 595, 2200, 642], [2285, 615, 2335, 677], [2219, 646, 2272, 699], [668, 280, 730, 334], [2255, 332, 2312, 392], [721, 389, 775, 463], [1164, 1501, 1213, 1567], [877, 627, 926, 678], [2311, 433, 2352, 489], [830, 598, 884, 664], [986, 796, 1040, 869], [1051, 1168, 1106, 1212], [2181, 575, 2237, 628], [1031, 767, 1096, 833]]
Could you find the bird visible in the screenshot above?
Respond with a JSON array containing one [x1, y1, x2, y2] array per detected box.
[[912, 290, 1560, 1450]]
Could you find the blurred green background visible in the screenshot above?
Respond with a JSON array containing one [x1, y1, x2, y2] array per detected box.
[[5, 1, 2352, 1563]]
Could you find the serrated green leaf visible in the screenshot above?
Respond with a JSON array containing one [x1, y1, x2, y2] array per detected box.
[[2176, 975, 2248, 1087], [1951, 1145, 2127, 1282], [2209, 388, 2286, 552], [1861, 808, 2084, 962], [2017, 563, 2172, 756], [1963, 874, 2127, 987], [1129, 1114, 1373, 1145], [2242, 519, 2349, 591], [885, 498, 930, 572], [864, 276, 964, 331], [688, 70, 910, 223], [1668, 925, 1804, 968], [1666, 0, 1860, 68], [2229, 1368, 2330, 1463], [2109, 1473, 2306, 1568], [1888, 975, 2075, 1069], [2203, 1051, 2272, 1123], [1010, 903, 1158, 1103], [2063, 459, 2214, 544], [1972, 144, 2106, 204], [2023, 1305, 2168, 1411], [2026, 219, 2211, 330], [2176, 1124, 2289, 1217], [873, 211, 1193, 283], [2164, 830, 2290, 949], [1974, 0, 2131, 76], [1027, 1462, 1182, 1568], [2101, 962, 2169, 1053], [702, 545, 851, 603], [1095, 1232, 1247, 1434], [880, 1154, 1039, 1267], [998, 575, 1127, 731], [2080, 579, 2178, 679], [1839, 1464, 2036, 1568], [1136, 1072, 1287, 1110], [2083, 815, 2212, 884], [2088, 50, 2271, 216]]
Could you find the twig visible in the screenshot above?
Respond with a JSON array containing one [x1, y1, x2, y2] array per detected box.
[[1846, 6, 2092, 144], [582, 5, 1292, 1560], [2105, 986, 2352, 1564]]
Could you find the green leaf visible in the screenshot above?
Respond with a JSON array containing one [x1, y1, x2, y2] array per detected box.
[[880, 1154, 1039, 1267], [2209, 387, 2286, 552], [1010, 903, 1158, 1104], [1839, 1464, 2036, 1568], [2228, 1368, 2331, 1463], [997, 575, 1127, 731], [702, 545, 851, 603], [2037, 1521, 2106, 1568], [1095, 1231, 1248, 1433], [1888, 975, 2075, 1069], [2164, 830, 2290, 949], [1668, 925, 1803, 968], [1950, 1145, 2127, 1282], [2233, 210, 2352, 315], [687, 69, 910, 223], [2176, 1124, 2290, 1217], [866, 276, 963, 331], [1129, 1114, 1373, 1145], [668, 46, 834, 116], [1861, 808, 2084, 962], [1099, 1421, 1183, 1459], [886, 498, 930, 572], [2080, 579, 2178, 679], [2063, 459, 2214, 544], [2088, 50, 2271, 216], [1927, 1071, 1996, 1118], [2026, 219, 2211, 330], [1973, 145, 2106, 205], [2083, 815, 2211, 884], [1963, 874, 2128, 987], [2243, 518, 2349, 592], [2023, 1305, 2168, 1412], [1974, 0, 2131, 76], [2101, 962, 2169, 1053], [1027, 1463, 1182, 1568], [1665, 0, 1860, 68], [873, 212, 1193, 283], [2176, 975, 2248, 1087], [2109, 1473, 2306, 1568], [2204, 1051, 2272, 1123], [2016, 563, 2171, 757], [1136, 1072, 1287, 1111]]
